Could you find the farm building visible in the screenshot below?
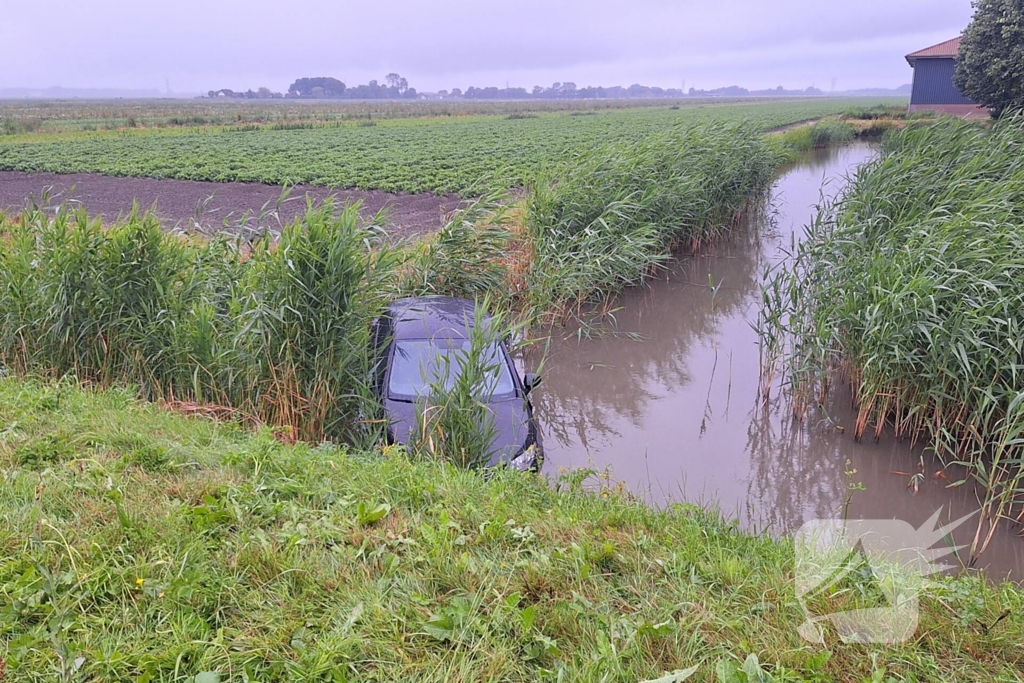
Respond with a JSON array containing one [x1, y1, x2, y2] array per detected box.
[[905, 37, 988, 117]]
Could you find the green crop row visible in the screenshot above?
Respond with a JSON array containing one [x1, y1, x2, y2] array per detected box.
[[0, 99, 898, 195]]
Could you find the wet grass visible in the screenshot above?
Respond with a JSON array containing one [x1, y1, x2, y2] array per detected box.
[[758, 116, 1024, 563], [1, 376, 1023, 682]]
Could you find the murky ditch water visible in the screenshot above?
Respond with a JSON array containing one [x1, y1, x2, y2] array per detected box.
[[532, 144, 1024, 579]]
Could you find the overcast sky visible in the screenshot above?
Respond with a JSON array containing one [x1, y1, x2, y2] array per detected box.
[[1, 0, 976, 94]]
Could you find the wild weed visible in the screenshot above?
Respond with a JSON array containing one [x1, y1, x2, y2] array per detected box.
[[0, 198, 397, 442]]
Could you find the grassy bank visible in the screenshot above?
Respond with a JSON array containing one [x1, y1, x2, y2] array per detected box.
[[766, 108, 919, 159], [765, 117, 907, 160], [1, 376, 1022, 682], [759, 116, 1024, 562], [768, 121, 855, 155]]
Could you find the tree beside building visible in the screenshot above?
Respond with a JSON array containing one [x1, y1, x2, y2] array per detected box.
[[954, 0, 1024, 117]]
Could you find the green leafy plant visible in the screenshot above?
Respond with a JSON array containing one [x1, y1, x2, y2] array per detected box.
[[0, 99, 897, 194], [955, 0, 1024, 117], [356, 501, 391, 526]]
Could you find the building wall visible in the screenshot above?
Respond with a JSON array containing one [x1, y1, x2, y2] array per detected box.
[[910, 58, 976, 105]]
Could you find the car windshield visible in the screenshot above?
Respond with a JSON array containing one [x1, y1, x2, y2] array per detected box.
[[388, 339, 517, 400]]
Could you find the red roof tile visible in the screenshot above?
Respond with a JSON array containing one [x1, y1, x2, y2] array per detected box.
[[906, 37, 961, 65]]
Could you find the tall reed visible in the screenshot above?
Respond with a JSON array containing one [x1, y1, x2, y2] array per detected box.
[[766, 120, 856, 157], [412, 298, 514, 469], [0, 199, 397, 442], [523, 122, 778, 316], [759, 116, 1024, 561], [396, 193, 513, 302]]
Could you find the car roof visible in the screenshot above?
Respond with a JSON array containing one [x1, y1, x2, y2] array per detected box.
[[385, 296, 488, 341]]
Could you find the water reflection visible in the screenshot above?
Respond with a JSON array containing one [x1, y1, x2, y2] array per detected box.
[[533, 144, 1024, 579], [533, 234, 760, 454]]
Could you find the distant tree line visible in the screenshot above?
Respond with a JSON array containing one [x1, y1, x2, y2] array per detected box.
[[207, 86, 283, 100], [686, 85, 825, 97], [455, 83, 828, 100], [207, 74, 418, 100], [205, 75, 867, 101], [455, 82, 689, 99]]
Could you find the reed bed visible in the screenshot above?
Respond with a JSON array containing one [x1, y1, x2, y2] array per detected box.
[[767, 119, 857, 156], [395, 193, 514, 302], [0, 200, 398, 443], [411, 300, 519, 469], [523, 122, 778, 316], [759, 116, 1024, 560]]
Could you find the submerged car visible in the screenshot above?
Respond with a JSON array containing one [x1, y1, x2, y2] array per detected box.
[[369, 296, 542, 470]]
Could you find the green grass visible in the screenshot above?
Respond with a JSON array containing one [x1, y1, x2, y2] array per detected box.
[[758, 116, 1024, 565], [840, 104, 908, 121], [768, 120, 857, 157], [0, 99, 899, 195], [1, 376, 1022, 682]]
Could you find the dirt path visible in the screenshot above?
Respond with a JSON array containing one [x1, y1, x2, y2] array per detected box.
[[0, 171, 459, 239]]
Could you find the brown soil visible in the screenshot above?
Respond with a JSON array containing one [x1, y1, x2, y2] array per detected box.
[[0, 171, 460, 240]]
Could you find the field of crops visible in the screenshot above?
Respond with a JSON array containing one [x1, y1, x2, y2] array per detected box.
[[0, 98, 900, 194], [0, 96, 907, 135]]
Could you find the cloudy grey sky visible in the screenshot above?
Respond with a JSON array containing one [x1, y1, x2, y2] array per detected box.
[[2, 0, 976, 94]]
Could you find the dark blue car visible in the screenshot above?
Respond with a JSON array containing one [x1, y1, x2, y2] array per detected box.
[[370, 297, 542, 470]]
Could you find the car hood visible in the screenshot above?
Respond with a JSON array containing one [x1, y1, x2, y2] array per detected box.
[[385, 396, 533, 467]]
